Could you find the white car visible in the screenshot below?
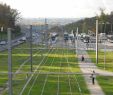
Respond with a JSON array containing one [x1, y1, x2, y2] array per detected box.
[[0, 41, 7, 45], [20, 37, 26, 41]]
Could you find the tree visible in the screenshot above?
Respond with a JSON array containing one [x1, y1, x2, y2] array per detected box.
[[98, 8, 109, 34], [0, 3, 20, 32], [98, 8, 108, 23]]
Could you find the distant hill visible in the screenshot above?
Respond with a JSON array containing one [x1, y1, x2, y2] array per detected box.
[[64, 14, 113, 35], [64, 17, 96, 33], [18, 18, 81, 25]]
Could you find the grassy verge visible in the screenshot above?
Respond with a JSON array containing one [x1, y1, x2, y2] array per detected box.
[[87, 50, 113, 95], [97, 76, 113, 95], [87, 50, 113, 72]]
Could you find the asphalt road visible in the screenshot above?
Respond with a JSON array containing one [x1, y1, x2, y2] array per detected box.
[[49, 36, 113, 51]]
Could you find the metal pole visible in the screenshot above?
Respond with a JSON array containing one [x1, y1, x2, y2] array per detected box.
[[74, 32, 76, 49], [7, 28, 13, 95], [76, 27, 78, 53], [111, 23, 112, 34], [45, 18, 48, 48], [96, 20, 98, 64], [104, 23, 107, 69], [30, 25, 33, 72], [104, 41, 106, 69]]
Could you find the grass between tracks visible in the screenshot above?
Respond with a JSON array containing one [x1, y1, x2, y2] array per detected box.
[[0, 43, 44, 92], [0, 43, 89, 95]]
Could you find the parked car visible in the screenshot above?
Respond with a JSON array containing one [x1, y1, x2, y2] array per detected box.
[[20, 37, 26, 41], [0, 41, 7, 45], [64, 33, 69, 41], [107, 35, 113, 43], [99, 33, 107, 41]]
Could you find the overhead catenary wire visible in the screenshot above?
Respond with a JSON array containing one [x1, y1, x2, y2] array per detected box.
[[67, 41, 83, 95], [19, 47, 53, 95], [57, 38, 63, 95], [27, 47, 57, 95], [67, 43, 72, 95], [1, 41, 48, 94], [40, 48, 58, 95], [13, 49, 41, 77]]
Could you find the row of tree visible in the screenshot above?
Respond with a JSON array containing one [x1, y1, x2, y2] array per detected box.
[[64, 9, 113, 35], [0, 3, 20, 33]]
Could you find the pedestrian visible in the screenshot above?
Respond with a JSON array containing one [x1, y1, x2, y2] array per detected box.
[[90, 70, 96, 85], [81, 55, 84, 61]]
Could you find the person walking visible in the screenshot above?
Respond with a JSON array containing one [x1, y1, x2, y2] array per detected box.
[[90, 70, 96, 85], [81, 55, 84, 61]]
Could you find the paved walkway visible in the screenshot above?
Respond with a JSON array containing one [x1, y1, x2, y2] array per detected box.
[[76, 40, 113, 95]]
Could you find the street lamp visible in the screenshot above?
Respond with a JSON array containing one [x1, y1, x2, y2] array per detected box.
[[99, 22, 110, 69], [103, 22, 110, 70], [96, 20, 98, 64]]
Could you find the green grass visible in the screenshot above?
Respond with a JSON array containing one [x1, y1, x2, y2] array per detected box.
[[0, 44, 89, 95], [97, 76, 113, 95], [87, 50, 113, 72], [87, 50, 113, 95], [14, 48, 89, 95], [0, 43, 42, 90]]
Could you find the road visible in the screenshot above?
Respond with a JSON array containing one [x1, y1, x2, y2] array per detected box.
[[0, 32, 42, 51], [0, 36, 25, 51]]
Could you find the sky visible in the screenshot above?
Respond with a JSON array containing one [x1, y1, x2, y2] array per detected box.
[[0, 0, 113, 18]]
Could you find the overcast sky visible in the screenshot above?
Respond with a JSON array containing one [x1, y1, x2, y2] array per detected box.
[[0, 0, 113, 18]]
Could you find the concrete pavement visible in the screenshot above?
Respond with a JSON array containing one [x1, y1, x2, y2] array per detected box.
[[76, 40, 105, 95]]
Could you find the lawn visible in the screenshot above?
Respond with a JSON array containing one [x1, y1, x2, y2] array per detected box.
[[0, 43, 90, 95], [87, 50, 113, 95], [97, 76, 113, 95], [87, 50, 113, 72]]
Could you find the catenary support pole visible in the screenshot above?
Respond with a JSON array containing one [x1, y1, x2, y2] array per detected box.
[[30, 25, 33, 72], [7, 28, 13, 95], [76, 27, 78, 53], [96, 20, 98, 64]]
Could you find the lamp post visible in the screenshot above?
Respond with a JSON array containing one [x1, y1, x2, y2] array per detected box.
[[104, 39, 106, 70], [99, 22, 110, 69], [104, 22, 110, 70], [96, 20, 98, 64]]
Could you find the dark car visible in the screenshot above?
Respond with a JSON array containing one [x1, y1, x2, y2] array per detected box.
[[64, 33, 69, 41]]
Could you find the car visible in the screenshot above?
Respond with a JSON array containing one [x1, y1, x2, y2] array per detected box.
[[64, 33, 69, 40], [83, 39, 89, 43], [51, 36, 56, 41], [107, 35, 113, 43], [20, 37, 26, 41], [99, 33, 107, 41], [0, 41, 7, 45]]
